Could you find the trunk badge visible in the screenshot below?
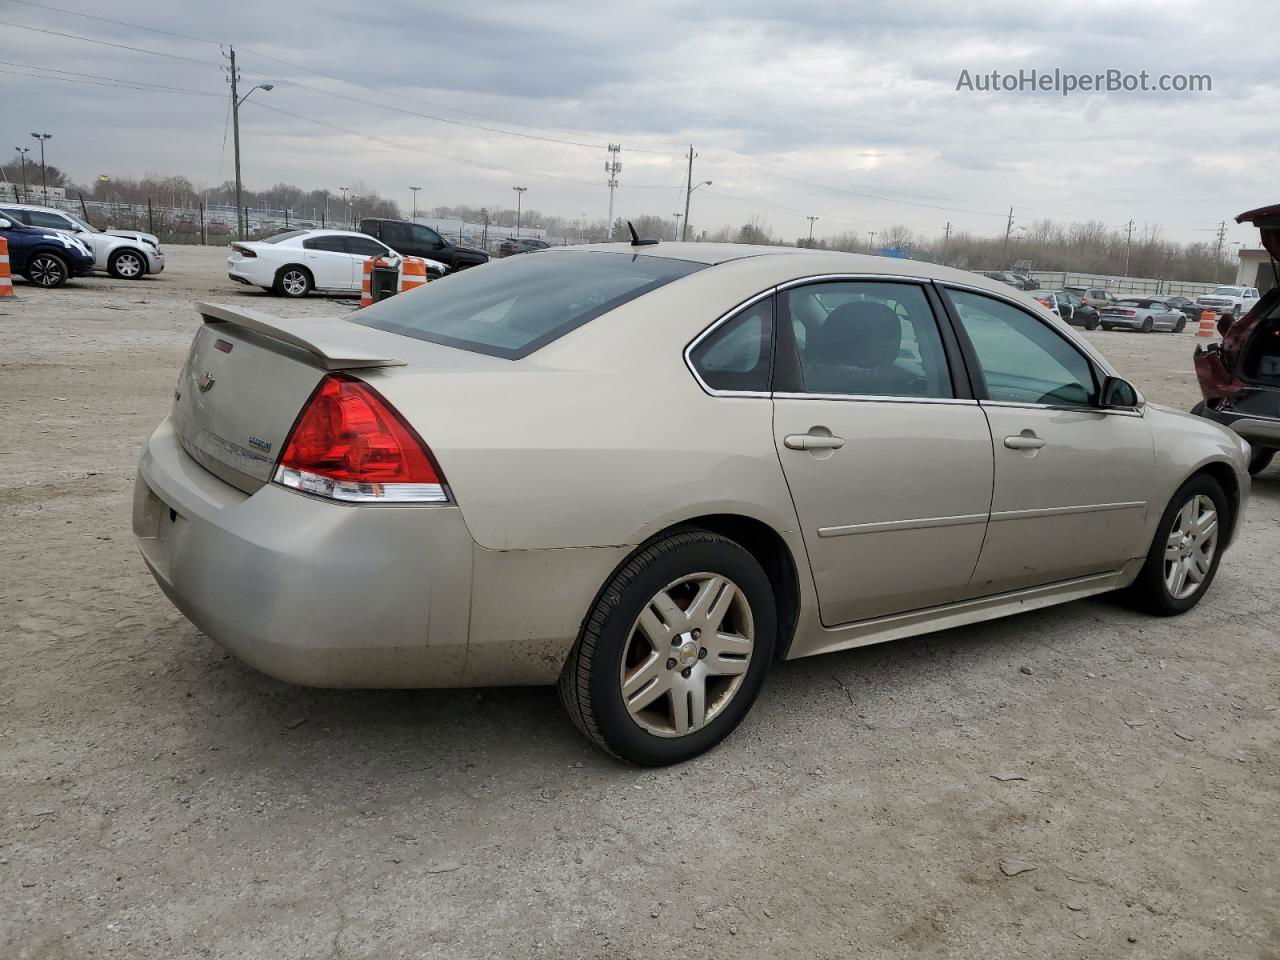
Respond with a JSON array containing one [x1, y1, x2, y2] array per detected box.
[[197, 371, 216, 393]]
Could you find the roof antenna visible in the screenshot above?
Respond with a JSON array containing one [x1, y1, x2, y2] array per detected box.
[[627, 220, 659, 246]]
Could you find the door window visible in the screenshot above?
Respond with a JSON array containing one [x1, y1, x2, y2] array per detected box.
[[303, 235, 350, 253], [688, 297, 773, 392], [346, 236, 390, 257], [784, 282, 952, 399], [948, 289, 1097, 407], [412, 226, 446, 250], [26, 210, 73, 230], [380, 222, 411, 246]]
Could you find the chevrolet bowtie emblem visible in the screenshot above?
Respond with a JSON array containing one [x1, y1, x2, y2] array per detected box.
[[197, 371, 216, 393]]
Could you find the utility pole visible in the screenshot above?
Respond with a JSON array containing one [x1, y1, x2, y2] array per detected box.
[[1002, 206, 1014, 257], [1124, 218, 1136, 277], [1212, 220, 1227, 281], [867, 230, 876, 250], [806, 215, 819, 244], [226, 46, 273, 239], [682, 145, 695, 241], [410, 186, 420, 220], [673, 213, 682, 240], [605, 143, 621, 240], [943, 221, 952, 244], [30, 133, 52, 203], [14, 146, 29, 199], [513, 186, 527, 237]]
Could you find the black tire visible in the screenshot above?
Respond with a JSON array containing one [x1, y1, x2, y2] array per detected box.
[[1085, 315, 1100, 331], [1127, 473, 1229, 616], [108, 248, 146, 280], [24, 251, 68, 288], [1141, 316, 1154, 333], [1101, 324, 1113, 332], [1175, 316, 1187, 333], [558, 529, 777, 766], [1248, 449, 1275, 476], [1232, 304, 1242, 319], [273, 265, 312, 298]]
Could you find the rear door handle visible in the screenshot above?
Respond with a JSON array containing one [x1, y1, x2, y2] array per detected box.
[[784, 433, 846, 451], [1003, 435, 1046, 450]]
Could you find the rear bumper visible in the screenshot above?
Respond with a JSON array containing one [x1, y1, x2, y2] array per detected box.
[[1196, 403, 1280, 449], [133, 417, 473, 687], [1100, 316, 1144, 328]]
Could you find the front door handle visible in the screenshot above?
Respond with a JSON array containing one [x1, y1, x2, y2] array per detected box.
[[784, 433, 846, 451], [1003, 434, 1046, 450]]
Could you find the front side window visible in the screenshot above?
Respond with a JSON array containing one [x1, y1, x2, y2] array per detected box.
[[413, 226, 445, 248], [26, 210, 73, 230], [689, 297, 773, 393], [784, 281, 952, 399], [948, 289, 1097, 407], [354, 250, 703, 359], [346, 236, 389, 257]]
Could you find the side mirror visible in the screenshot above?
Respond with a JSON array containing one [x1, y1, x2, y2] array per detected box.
[[1100, 376, 1141, 409]]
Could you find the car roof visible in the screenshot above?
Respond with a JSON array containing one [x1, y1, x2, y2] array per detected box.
[[0, 202, 77, 216]]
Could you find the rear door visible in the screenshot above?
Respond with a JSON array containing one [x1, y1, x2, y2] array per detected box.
[[303, 234, 355, 289], [770, 279, 994, 625], [940, 285, 1156, 595]]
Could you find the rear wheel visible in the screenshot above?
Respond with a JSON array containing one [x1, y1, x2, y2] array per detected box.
[[1141, 317, 1154, 333], [1127, 474, 1227, 615], [25, 251, 68, 288], [558, 529, 776, 765], [273, 265, 312, 298], [1101, 324, 1113, 331], [1248, 449, 1275, 476], [108, 248, 146, 279], [1084, 314, 1100, 331]]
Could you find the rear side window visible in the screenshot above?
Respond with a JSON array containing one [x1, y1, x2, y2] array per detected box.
[[263, 230, 309, 244], [346, 236, 388, 257], [304, 235, 350, 252], [353, 251, 703, 359], [689, 297, 773, 393]]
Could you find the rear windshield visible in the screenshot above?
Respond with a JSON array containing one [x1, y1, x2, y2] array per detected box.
[[352, 251, 704, 359], [262, 230, 309, 243], [1113, 299, 1146, 307]]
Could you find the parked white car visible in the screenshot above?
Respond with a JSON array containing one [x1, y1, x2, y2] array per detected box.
[[0, 202, 164, 279], [1196, 285, 1259, 319], [227, 228, 447, 298]]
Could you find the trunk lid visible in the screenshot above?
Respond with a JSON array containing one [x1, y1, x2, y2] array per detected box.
[[172, 302, 407, 493]]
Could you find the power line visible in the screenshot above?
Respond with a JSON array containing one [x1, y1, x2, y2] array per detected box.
[[0, 67, 221, 96], [0, 20, 223, 67], [0, 60, 222, 96], [6, 0, 223, 45], [247, 101, 679, 190]]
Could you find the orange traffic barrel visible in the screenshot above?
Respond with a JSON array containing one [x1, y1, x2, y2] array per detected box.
[[0, 237, 12, 298], [399, 257, 429, 292], [1196, 310, 1218, 337]]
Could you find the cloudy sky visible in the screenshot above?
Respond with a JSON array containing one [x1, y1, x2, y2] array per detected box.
[[2, 0, 1276, 245]]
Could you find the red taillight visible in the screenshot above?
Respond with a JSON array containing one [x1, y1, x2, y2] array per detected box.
[[1119, 310, 1136, 316], [232, 244, 257, 258], [1035, 298, 1052, 308], [273, 373, 448, 503]]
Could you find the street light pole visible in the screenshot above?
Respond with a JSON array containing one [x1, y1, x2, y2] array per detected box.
[[806, 215, 818, 243], [673, 214, 682, 241], [30, 133, 51, 203], [14, 146, 29, 200], [513, 186, 527, 238], [410, 186, 421, 220], [226, 45, 273, 240], [683, 178, 711, 242]]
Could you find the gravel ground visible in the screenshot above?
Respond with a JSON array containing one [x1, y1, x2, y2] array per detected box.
[[3, 247, 1278, 959]]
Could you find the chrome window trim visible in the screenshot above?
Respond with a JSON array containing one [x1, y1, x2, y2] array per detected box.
[[981, 399, 1145, 418], [775, 392, 978, 406], [776, 273, 931, 290], [683, 286, 778, 398]]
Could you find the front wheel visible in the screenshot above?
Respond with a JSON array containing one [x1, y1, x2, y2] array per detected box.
[[1127, 474, 1228, 615], [108, 248, 146, 279], [1175, 317, 1187, 333], [1248, 448, 1275, 476], [25, 252, 69, 288], [558, 529, 776, 765]]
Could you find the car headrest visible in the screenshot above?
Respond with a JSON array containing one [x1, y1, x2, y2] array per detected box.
[[811, 301, 903, 368]]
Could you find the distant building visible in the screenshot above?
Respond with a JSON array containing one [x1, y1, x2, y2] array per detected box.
[[1235, 248, 1277, 295]]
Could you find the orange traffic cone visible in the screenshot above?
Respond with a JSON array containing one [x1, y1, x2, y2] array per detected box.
[[0, 237, 13, 299], [399, 257, 428, 293], [1196, 310, 1217, 337]]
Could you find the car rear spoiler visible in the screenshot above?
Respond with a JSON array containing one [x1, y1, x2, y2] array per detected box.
[[1236, 203, 1280, 262], [194, 302, 406, 370]]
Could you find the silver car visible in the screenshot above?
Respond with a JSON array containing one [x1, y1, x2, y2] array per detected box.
[[1099, 297, 1188, 333], [133, 244, 1250, 764], [0, 202, 164, 278]]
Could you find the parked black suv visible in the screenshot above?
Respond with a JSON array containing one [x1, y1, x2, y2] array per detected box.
[[359, 218, 489, 271]]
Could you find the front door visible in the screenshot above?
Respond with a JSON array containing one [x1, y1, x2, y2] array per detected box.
[[942, 286, 1156, 595], [772, 280, 994, 625]]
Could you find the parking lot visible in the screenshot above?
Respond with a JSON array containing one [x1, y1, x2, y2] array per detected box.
[[3, 245, 1278, 958]]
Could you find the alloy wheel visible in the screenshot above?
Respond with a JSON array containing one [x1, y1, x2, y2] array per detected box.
[[1163, 494, 1218, 600], [281, 270, 308, 296], [29, 255, 65, 287], [114, 252, 143, 277], [620, 572, 754, 738]]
